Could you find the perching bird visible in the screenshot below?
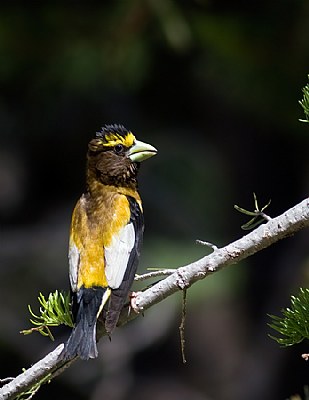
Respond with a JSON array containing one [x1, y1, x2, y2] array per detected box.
[[62, 124, 157, 360]]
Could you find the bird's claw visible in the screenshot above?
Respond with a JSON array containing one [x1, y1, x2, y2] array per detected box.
[[129, 291, 142, 315]]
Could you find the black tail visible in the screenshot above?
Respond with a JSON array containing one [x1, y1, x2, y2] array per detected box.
[[62, 287, 107, 361]]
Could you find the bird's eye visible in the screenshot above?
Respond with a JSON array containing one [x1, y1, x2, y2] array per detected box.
[[114, 144, 124, 154]]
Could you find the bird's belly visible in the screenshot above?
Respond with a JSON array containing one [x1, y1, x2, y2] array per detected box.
[[77, 241, 108, 288]]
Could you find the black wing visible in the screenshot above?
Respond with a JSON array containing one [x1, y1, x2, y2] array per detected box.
[[104, 195, 144, 333]]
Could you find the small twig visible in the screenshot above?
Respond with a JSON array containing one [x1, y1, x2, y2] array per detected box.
[[20, 325, 55, 341], [196, 239, 218, 251], [179, 289, 187, 364], [134, 269, 176, 281], [259, 212, 272, 222]]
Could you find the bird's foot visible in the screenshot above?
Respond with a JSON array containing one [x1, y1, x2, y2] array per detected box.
[[129, 291, 143, 314]]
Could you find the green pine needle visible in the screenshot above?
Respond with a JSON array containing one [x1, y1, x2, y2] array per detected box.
[[234, 193, 271, 230], [21, 290, 73, 340], [15, 371, 52, 400], [268, 288, 309, 347], [299, 75, 309, 123]]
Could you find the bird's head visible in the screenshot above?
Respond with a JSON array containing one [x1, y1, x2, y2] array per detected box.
[[87, 124, 157, 188]]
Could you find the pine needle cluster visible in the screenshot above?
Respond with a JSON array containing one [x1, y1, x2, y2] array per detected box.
[[299, 75, 309, 123], [268, 288, 309, 347], [21, 290, 73, 341]]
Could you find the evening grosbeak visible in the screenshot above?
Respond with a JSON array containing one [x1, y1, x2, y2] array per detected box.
[[62, 124, 157, 360]]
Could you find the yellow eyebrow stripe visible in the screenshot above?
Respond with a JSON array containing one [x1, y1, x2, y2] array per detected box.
[[103, 132, 135, 148]]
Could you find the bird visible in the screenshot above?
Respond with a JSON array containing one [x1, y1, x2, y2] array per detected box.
[[61, 124, 157, 360]]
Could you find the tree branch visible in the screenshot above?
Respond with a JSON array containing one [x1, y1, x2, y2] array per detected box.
[[1, 197, 308, 400], [132, 197, 309, 313]]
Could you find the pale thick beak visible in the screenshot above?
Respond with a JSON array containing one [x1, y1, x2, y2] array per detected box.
[[128, 140, 157, 162]]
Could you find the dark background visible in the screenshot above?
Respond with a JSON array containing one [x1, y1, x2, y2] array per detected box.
[[0, 2, 308, 400]]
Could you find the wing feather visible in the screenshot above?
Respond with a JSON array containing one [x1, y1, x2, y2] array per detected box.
[[69, 242, 80, 292], [104, 222, 135, 289], [104, 196, 144, 333]]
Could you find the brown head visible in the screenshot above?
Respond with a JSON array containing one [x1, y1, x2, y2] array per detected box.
[[87, 124, 157, 191]]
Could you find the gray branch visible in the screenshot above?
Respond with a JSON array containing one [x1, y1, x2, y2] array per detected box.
[[1, 197, 308, 400], [133, 197, 309, 312]]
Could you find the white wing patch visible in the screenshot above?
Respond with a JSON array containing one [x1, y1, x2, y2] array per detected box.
[[69, 243, 80, 292], [105, 222, 135, 289]]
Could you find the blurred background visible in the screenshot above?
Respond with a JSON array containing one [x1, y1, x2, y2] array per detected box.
[[0, 1, 308, 399]]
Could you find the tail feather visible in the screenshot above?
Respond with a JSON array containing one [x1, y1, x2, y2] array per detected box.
[[105, 287, 128, 334], [62, 286, 106, 361]]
